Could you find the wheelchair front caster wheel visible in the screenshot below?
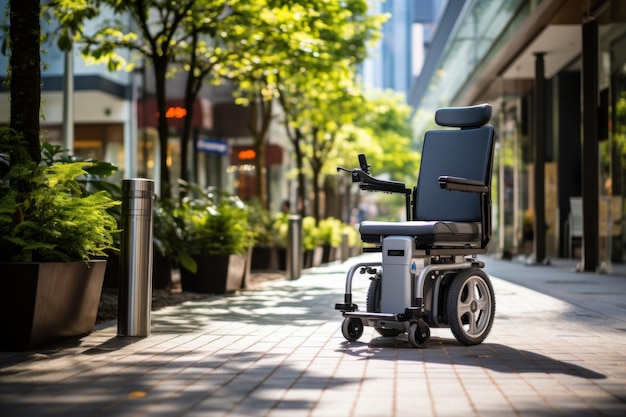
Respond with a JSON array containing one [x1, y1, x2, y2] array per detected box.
[[408, 320, 430, 348], [341, 317, 364, 341]]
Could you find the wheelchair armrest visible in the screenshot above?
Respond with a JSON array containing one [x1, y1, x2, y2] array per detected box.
[[438, 176, 488, 194], [354, 170, 409, 195]]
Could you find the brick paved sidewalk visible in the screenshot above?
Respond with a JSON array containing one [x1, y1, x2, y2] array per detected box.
[[1, 254, 625, 417]]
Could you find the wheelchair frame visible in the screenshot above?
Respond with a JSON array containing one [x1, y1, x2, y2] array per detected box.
[[335, 105, 496, 348]]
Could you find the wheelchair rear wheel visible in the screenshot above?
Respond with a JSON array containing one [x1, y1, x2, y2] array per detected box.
[[446, 269, 495, 346], [366, 278, 404, 337]]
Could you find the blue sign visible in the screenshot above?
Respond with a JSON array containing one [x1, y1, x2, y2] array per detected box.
[[197, 138, 228, 155]]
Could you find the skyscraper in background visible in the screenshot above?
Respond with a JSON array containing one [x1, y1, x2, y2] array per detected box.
[[361, 0, 447, 100]]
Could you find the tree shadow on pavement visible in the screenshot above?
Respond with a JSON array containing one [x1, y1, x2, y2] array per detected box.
[[150, 283, 349, 334], [0, 348, 360, 416], [338, 336, 606, 380]]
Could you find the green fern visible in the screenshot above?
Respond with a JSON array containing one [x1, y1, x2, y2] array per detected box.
[[0, 129, 120, 262]]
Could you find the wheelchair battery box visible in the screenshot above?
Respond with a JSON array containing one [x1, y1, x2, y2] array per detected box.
[[381, 236, 413, 313]]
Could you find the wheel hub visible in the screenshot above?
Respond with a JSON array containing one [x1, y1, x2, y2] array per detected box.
[[470, 300, 478, 312]]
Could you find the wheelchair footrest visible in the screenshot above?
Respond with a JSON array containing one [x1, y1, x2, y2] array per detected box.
[[335, 303, 358, 312], [343, 311, 409, 322], [404, 307, 426, 319]]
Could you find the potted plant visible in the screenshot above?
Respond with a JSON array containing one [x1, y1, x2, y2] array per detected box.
[[302, 216, 321, 268], [272, 212, 290, 270], [248, 201, 280, 270], [39, 142, 125, 289], [342, 222, 361, 257], [0, 130, 120, 351], [151, 197, 179, 289], [173, 186, 252, 294], [318, 217, 344, 263]]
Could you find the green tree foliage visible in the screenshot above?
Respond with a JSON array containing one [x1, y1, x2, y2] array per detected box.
[[50, 0, 231, 199], [227, 0, 387, 212], [0, 130, 119, 262], [48, 1, 410, 222], [284, 69, 366, 221], [330, 90, 419, 221], [335, 90, 420, 183]]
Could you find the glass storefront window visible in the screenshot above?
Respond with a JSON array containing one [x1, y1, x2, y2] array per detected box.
[[414, 0, 527, 137]]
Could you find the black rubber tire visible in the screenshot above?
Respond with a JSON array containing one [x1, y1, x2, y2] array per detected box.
[[446, 269, 495, 346], [341, 317, 364, 341], [366, 278, 403, 337], [407, 320, 430, 348]]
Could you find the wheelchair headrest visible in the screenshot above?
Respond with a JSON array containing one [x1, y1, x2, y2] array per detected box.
[[435, 103, 492, 128]]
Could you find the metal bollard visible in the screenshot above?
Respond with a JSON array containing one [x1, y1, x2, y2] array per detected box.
[[286, 214, 302, 280], [118, 178, 154, 337], [341, 231, 350, 262]]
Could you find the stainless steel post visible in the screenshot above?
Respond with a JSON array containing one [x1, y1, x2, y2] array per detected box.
[[286, 215, 302, 280], [341, 230, 349, 262], [118, 178, 154, 336]]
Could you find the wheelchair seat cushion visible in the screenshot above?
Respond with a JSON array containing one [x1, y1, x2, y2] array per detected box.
[[359, 220, 482, 247]]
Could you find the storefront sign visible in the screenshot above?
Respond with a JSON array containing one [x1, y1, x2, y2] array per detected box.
[[166, 106, 187, 119], [197, 138, 228, 155], [237, 149, 256, 160]]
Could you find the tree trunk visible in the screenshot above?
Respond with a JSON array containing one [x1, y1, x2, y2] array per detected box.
[[311, 159, 321, 223], [180, 93, 194, 196], [310, 127, 322, 223], [9, 0, 41, 163], [153, 55, 171, 199], [323, 175, 338, 219], [247, 95, 272, 209], [180, 31, 204, 200], [294, 128, 307, 217]]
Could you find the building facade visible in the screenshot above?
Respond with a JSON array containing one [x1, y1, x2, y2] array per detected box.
[[0, 1, 291, 211], [409, 0, 626, 271], [361, 0, 445, 100]]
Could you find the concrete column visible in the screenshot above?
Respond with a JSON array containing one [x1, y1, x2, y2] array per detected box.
[[533, 52, 546, 264], [581, 19, 600, 272]]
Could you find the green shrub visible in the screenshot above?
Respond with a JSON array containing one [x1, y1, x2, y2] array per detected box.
[[0, 129, 120, 262], [172, 186, 251, 273], [246, 200, 285, 248], [302, 216, 320, 251], [318, 217, 344, 248]]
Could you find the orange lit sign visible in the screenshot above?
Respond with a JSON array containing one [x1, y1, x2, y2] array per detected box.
[[165, 106, 187, 119], [238, 149, 256, 160]]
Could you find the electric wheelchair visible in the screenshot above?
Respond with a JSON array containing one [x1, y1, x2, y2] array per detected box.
[[335, 103, 496, 348]]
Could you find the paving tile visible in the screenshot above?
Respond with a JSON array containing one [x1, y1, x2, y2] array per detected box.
[[1, 254, 626, 416]]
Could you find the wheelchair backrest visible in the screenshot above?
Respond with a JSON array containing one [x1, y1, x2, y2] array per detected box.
[[414, 104, 494, 227]]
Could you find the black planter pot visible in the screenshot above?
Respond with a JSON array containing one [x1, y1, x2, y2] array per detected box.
[[101, 246, 171, 290], [0, 260, 106, 351], [102, 249, 120, 288], [180, 253, 246, 294], [250, 247, 279, 271], [303, 250, 314, 269], [152, 250, 172, 290], [276, 248, 287, 271], [322, 244, 337, 264]]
